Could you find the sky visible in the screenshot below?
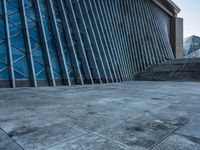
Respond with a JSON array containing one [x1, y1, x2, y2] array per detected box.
[[173, 0, 200, 38]]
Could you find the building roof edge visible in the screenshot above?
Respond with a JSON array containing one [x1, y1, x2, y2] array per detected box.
[[152, 0, 181, 17]]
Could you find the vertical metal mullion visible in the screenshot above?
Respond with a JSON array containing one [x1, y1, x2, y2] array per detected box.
[[33, 0, 56, 86], [129, 0, 142, 72], [148, 3, 165, 63], [126, 0, 138, 75], [94, 0, 121, 82], [125, 1, 139, 73], [147, 1, 167, 62], [2, 0, 15, 88], [142, 0, 161, 65], [134, 0, 152, 69], [139, 0, 156, 66], [57, 0, 84, 85], [133, 1, 148, 70], [66, 0, 94, 84], [123, 1, 136, 78], [83, 0, 114, 83], [19, 0, 37, 87], [155, 12, 172, 59], [107, 0, 128, 81], [101, 1, 126, 81], [154, 7, 174, 59], [97, 1, 122, 81], [115, 0, 133, 80], [47, 0, 71, 86], [73, 0, 103, 84], [131, 1, 147, 71], [110, 0, 130, 81]]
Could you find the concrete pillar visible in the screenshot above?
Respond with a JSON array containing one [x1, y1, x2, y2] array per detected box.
[[170, 17, 184, 59]]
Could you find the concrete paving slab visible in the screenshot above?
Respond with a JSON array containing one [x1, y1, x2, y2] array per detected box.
[[11, 123, 86, 150], [47, 133, 129, 150], [0, 114, 65, 134], [0, 81, 200, 150], [0, 129, 23, 150], [153, 134, 200, 150], [176, 113, 200, 139], [0, 107, 38, 122], [96, 115, 179, 149]]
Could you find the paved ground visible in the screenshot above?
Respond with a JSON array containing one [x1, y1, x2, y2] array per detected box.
[[0, 81, 200, 150]]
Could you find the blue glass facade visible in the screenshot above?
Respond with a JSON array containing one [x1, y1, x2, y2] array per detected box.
[[0, 0, 177, 87]]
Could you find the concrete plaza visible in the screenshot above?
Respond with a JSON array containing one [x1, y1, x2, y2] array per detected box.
[[0, 81, 200, 150]]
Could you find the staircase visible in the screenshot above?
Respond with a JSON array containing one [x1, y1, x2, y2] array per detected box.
[[134, 58, 200, 81]]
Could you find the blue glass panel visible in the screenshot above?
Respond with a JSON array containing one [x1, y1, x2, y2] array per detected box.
[[0, 20, 5, 39], [9, 0, 18, 6], [6, 2, 18, 14], [43, 21, 52, 33], [0, 68, 9, 80], [69, 72, 74, 79], [14, 57, 29, 79], [29, 27, 40, 42], [0, 62, 6, 70], [9, 23, 21, 37], [40, 3, 48, 19], [50, 53, 61, 78], [0, 43, 7, 63], [30, 38, 39, 49], [51, 0, 75, 79], [24, 0, 32, 7], [25, 6, 36, 20], [8, 13, 21, 26], [11, 33, 25, 51], [44, 30, 52, 41], [26, 16, 35, 27], [54, 72, 61, 79], [32, 48, 44, 65], [36, 70, 47, 79], [0, 1, 3, 15], [26, 0, 47, 81], [47, 40, 56, 52], [39, 0, 63, 80], [14, 70, 25, 79], [34, 61, 43, 74]]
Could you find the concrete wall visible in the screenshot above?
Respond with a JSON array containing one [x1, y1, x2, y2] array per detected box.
[[170, 17, 184, 59]]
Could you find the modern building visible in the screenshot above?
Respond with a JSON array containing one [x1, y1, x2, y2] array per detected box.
[[0, 0, 182, 87], [184, 35, 200, 58]]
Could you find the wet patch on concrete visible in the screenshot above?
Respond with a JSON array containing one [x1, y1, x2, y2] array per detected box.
[[96, 115, 180, 149], [151, 97, 163, 100], [8, 126, 39, 137]]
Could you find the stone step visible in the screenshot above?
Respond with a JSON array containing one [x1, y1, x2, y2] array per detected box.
[[134, 58, 200, 81]]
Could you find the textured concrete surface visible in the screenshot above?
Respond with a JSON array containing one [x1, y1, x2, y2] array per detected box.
[[0, 81, 200, 150], [135, 58, 200, 81]]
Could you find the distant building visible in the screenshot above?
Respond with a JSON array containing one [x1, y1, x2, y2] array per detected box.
[[184, 35, 200, 58], [0, 0, 182, 87]]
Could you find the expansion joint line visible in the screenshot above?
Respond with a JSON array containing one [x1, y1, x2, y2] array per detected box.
[[0, 128, 25, 150], [149, 121, 189, 150]]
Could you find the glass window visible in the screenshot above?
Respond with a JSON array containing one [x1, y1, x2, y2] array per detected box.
[[0, 68, 9, 80], [11, 33, 25, 51], [13, 57, 29, 79], [0, 19, 5, 39], [0, 43, 8, 63]]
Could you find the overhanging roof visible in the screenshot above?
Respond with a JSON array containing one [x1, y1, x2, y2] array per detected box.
[[152, 0, 181, 17]]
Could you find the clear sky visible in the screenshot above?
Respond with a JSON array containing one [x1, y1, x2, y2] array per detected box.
[[173, 0, 200, 38]]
